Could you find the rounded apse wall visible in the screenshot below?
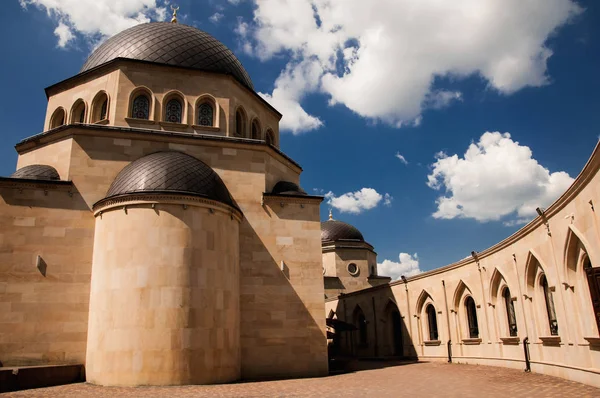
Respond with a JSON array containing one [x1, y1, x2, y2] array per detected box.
[[85, 199, 240, 386]]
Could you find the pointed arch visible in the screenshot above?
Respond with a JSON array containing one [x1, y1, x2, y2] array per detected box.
[[415, 289, 434, 315], [452, 280, 473, 311], [525, 250, 552, 290], [563, 225, 600, 337], [383, 299, 403, 356], [564, 225, 595, 284], [489, 268, 508, 303], [250, 117, 262, 140]]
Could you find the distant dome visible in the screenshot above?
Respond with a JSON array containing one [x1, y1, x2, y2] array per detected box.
[[105, 151, 236, 208], [81, 22, 254, 90], [321, 219, 365, 243], [11, 165, 60, 181], [271, 181, 307, 196]]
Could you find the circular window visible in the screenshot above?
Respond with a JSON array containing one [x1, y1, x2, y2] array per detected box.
[[347, 263, 359, 276]]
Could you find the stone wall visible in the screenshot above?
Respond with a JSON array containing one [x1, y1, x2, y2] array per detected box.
[[0, 182, 93, 366]]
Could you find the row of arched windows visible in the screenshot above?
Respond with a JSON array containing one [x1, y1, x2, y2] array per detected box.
[[234, 107, 276, 146], [49, 91, 109, 129], [48, 89, 278, 146], [128, 89, 217, 127], [416, 256, 568, 345]]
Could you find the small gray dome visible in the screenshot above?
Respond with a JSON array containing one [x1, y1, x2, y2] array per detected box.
[[271, 181, 307, 196], [11, 165, 60, 181], [81, 22, 254, 90], [105, 151, 236, 208], [321, 219, 365, 243]]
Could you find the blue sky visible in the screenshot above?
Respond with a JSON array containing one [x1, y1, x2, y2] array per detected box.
[[2, 0, 600, 278]]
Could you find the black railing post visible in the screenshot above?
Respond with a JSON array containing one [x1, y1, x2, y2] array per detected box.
[[447, 340, 452, 363], [523, 337, 531, 372]]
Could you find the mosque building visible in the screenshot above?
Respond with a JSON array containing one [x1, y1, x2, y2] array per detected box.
[[1, 12, 600, 391]]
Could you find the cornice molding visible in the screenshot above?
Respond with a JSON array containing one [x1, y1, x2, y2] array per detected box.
[[262, 193, 323, 205], [93, 193, 243, 221], [0, 177, 73, 192]]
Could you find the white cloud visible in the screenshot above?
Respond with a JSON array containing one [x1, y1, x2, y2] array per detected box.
[[20, 0, 167, 47], [209, 12, 224, 24], [427, 132, 574, 223], [259, 59, 324, 134], [395, 152, 408, 165], [239, 0, 582, 131], [54, 21, 74, 48], [325, 188, 390, 214], [378, 253, 423, 280]]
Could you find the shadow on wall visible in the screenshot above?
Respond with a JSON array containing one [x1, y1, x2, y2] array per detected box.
[[332, 285, 418, 361], [0, 186, 90, 211], [238, 202, 328, 380]]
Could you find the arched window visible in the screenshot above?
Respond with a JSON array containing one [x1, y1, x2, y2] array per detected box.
[[50, 108, 65, 129], [165, 98, 183, 123], [91, 92, 109, 123], [503, 287, 518, 337], [235, 109, 246, 137], [197, 102, 214, 126], [132, 94, 150, 120], [100, 99, 107, 120], [426, 304, 438, 341], [541, 274, 559, 336], [266, 129, 276, 146], [71, 100, 86, 124], [465, 296, 479, 338], [584, 257, 600, 334], [251, 119, 261, 140]]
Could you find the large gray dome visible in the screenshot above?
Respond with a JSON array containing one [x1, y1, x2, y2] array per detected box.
[[81, 22, 254, 90], [105, 151, 236, 208]]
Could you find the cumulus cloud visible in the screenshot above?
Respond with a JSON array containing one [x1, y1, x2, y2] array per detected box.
[[395, 152, 408, 165], [427, 132, 574, 223], [239, 0, 582, 133], [378, 253, 422, 280], [20, 0, 167, 47], [209, 12, 224, 24], [54, 21, 74, 48], [325, 188, 391, 214], [259, 59, 324, 134]]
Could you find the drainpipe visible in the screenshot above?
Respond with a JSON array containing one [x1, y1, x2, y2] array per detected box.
[[523, 337, 531, 372], [442, 280, 452, 363]]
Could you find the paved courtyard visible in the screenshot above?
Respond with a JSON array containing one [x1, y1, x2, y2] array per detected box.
[[3, 361, 599, 397]]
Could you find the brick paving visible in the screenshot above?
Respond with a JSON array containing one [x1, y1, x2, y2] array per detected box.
[[3, 361, 599, 397]]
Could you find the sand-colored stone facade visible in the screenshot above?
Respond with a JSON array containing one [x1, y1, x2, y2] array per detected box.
[[0, 41, 327, 385], [326, 143, 600, 388]]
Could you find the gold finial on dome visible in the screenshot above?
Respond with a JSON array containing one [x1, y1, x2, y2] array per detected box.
[[329, 209, 333, 220], [171, 5, 180, 23]]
